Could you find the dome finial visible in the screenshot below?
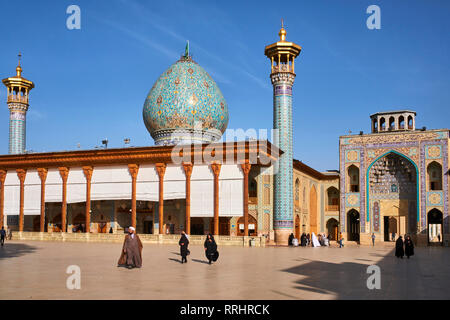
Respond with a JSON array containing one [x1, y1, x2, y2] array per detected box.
[[184, 40, 190, 58], [16, 52, 22, 77], [279, 19, 287, 41]]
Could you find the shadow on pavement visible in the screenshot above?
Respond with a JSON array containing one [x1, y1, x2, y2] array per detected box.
[[281, 249, 397, 299], [0, 242, 37, 260], [191, 258, 210, 265], [169, 258, 182, 264]]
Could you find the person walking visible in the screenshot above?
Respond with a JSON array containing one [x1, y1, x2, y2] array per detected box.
[[395, 235, 404, 259], [339, 232, 344, 248], [179, 231, 189, 263], [117, 226, 143, 269], [404, 235, 414, 259], [204, 233, 218, 265], [391, 232, 396, 242], [371, 233, 376, 246], [0, 226, 6, 246], [7, 226, 12, 240]]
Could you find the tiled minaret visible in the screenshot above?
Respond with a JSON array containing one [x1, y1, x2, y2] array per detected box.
[[265, 22, 301, 244], [2, 54, 34, 154]]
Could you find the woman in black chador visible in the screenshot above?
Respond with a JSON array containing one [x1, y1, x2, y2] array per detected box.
[[288, 233, 294, 246], [404, 235, 414, 259], [179, 231, 189, 263], [395, 235, 405, 259], [204, 233, 218, 264]]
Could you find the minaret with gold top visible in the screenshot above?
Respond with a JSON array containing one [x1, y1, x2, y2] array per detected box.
[[2, 53, 34, 154], [265, 21, 301, 244]]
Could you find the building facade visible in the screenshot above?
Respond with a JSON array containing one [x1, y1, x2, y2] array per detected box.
[[340, 111, 449, 246]]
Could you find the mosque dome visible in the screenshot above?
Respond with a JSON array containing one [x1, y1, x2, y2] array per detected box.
[[143, 55, 229, 145]]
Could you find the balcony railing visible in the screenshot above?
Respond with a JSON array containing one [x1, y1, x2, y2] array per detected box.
[[272, 64, 293, 73], [7, 95, 28, 104], [326, 205, 339, 211]]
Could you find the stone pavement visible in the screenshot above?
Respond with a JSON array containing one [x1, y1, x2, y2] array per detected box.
[[0, 240, 448, 300]]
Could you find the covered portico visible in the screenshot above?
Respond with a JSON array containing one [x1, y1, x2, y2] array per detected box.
[[0, 141, 280, 237]]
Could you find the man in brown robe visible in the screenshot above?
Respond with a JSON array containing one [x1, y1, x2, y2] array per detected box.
[[117, 227, 143, 269]]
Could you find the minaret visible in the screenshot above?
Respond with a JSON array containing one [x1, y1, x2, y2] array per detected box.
[[2, 53, 34, 154], [265, 22, 301, 244]]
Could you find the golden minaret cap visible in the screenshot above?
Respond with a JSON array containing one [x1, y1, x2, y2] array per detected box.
[[16, 52, 22, 77], [278, 20, 287, 41]]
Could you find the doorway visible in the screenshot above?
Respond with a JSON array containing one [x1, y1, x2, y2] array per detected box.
[[326, 218, 338, 240], [219, 217, 230, 235], [384, 216, 389, 241], [295, 215, 300, 239], [347, 210, 360, 241], [143, 221, 153, 234], [191, 218, 204, 235], [428, 209, 443, 245]]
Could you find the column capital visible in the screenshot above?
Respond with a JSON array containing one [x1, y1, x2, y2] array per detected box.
[[0, 170, 6, 184], [58, 167, 69, 181], [182, 162, 193, 179], [16, 169, 27, 182], [210, 162, 222, 177], [128, 164, 139, 179], [82, 166, 94, 181], [156, 163, 167, 178], [240, 161, 251, 175], [37, 168, 48, 182]]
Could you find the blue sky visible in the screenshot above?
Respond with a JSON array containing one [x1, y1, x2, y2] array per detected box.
[[0, 0, 449, 171]]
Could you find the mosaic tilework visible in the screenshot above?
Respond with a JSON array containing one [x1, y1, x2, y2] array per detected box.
[[426, 191, 444, 206], [373, 201, 380, 232], [345, 150, 360, 163], [425, 145, 442, 159], [420, 139, 448, 232], [9, 111, 26, 154], [345, 193, 360, 207], [143, 56, 229, 144], [341, 131, 448, 235], [273, 80, 294, 229]]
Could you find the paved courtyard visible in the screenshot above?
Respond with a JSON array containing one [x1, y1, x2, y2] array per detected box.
[[0, 240, 449, 300]]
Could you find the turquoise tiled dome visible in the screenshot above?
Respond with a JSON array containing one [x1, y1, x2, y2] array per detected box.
[[143, 56, 229, 145]]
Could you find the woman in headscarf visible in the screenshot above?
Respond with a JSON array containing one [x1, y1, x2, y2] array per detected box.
[[404, 235, 414, 259], [288, 233, 294, 246], [395, 235, 404, 259], [204, 233, 218, 265], [117, 226, 143, 269], [300, 233, 306, 246], [179, 231, 189, 263]]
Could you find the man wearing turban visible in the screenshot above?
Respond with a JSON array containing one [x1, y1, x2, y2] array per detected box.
[[117, 226, 143, 269]]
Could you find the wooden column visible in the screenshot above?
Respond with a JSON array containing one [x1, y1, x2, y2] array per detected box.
[[211, 162, 221, 236], [182, 162, 193, 235], [128, 164, 139, 229], [83, 166, 93, 233], [0, 170, 6, 229], [58, 167, 69, 232], [241, 161, 251, 236], [16, 169, 27, 232], [156, 163, 166, 234], [37, 168, 48, 232]]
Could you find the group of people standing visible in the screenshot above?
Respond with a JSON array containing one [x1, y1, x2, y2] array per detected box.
[[395, 235, 415, 259], [288, 232, 331, 247], [117, 228, 219, 269]]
